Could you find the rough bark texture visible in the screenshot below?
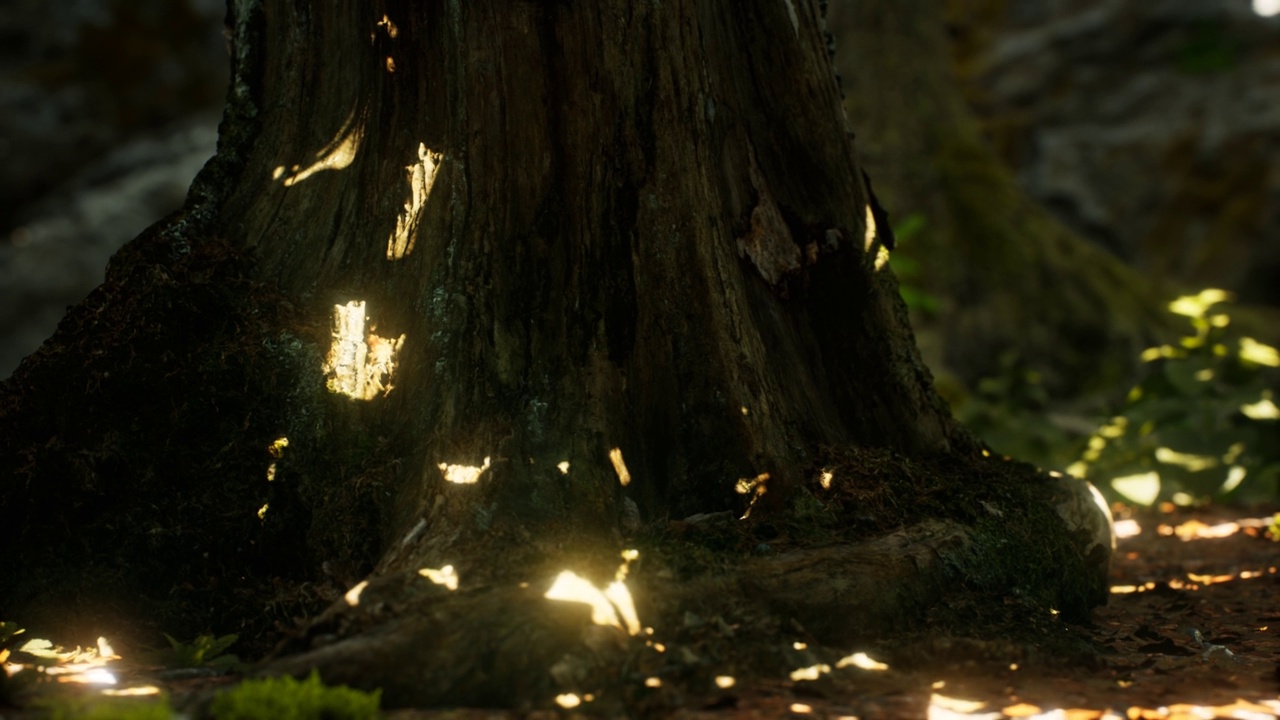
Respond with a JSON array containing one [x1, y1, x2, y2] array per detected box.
[[0, 0, 1111, 709]]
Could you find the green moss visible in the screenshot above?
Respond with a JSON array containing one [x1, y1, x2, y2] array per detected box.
[[37, 695, 173, 720], [211, 670, 380, 720]]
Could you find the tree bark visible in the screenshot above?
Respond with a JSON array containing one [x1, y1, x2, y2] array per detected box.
[[0, 0, 1111, 709]]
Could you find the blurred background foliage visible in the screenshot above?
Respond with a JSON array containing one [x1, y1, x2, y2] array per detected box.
[[827, 0, 1280, 505]]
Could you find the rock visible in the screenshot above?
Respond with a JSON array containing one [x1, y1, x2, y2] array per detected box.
[[0, 0, 226, 378], [954, 0, 1280, 304], [1, 114, 219, 378]]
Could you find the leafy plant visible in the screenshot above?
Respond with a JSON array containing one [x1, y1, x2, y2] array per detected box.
[[158, 632, 242, 671], [211, 670, 381, 720], [953, 350, 1082, 470], [1068, 289, 1280, 505]]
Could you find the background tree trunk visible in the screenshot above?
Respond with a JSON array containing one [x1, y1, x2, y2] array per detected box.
[[827, 0, 1177, 402], [0, 0, 1111, 709]]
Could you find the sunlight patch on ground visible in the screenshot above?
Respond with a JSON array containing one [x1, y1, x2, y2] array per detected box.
[[272, 111, 363, 187], [1114, 519, 1142, 539], [789, 664, 830, 681], [439, 456, 491, 484], [554, 693, 581, 709], [609, 447, 632, 486], [322, 301, 406, 400], [790, 651, 888, 682], [715, 675, 735, 689], [836, 651, 889, 671], [2, 636, 124, 688], [928, 693, 998, 719], [557, 460, 570, 474], [386, 142, 442, 260], [1155, 516, 1277, 541], [545, 550, 643, 636], [1256, 0, 1280, 16], [418, 565, 458, 590]]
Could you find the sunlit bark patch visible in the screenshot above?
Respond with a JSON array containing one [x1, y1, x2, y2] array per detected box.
[[322, 301, 406, 400], [271, 112, 363, 187], [438, 456, 491, 484], [344, 580, 369, 607], [789, 663, 830, 681], [266, 436, 288, 481], [736, 472, 770, 519], [418, 565, 458, 590], [554, 694, 581, 709], [608, 447, 631, 486], [386, 143, 442, 260]]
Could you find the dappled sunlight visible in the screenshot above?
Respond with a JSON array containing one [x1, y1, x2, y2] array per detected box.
[[1157, 515, 1276, 541], [789, 663, 830, 681], [544, 571, 633, 633], [735, 472, 770, 519], [265, 436, 288, 481], [790, 650, 889, 683], [864, 203, 891, 271], [609, 447, 632, 486], [1113, 518, 1142, 539], [1112, 566, 1276, 595], [102, 686, 162, 696], [715, 675, 736, 689], [386, 143, 442, 260], [554, 693, 581, 709], [271, 111, 363, 187], [438, 456, 491, 485], [322, 301, 406, 401], [924, 694, 1280, 719], [837, 651, 889, 670], [544, 550, 642, 636], [344, 580, 369, 607], [418, 565, 458, 590], [0, 635, 157, 692], [1240, 392, 1278, 419], [1256, 0, 1280, 16]]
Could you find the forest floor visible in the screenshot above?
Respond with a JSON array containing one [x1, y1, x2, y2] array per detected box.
[[656, 502, 1280, 720], [4, 503, 1279, 719]]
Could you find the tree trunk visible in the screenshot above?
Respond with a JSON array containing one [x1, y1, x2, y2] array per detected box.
[[0, 0, 1111, 709]]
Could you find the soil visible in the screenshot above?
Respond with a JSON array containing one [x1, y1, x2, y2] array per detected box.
[[650, 502, 1280, 720], [5, 502, 1279, 718]]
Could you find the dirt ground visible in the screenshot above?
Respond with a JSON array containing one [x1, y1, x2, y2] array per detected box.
[[653, 502, 1280, 720], [5, 503, 1279, 719]]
